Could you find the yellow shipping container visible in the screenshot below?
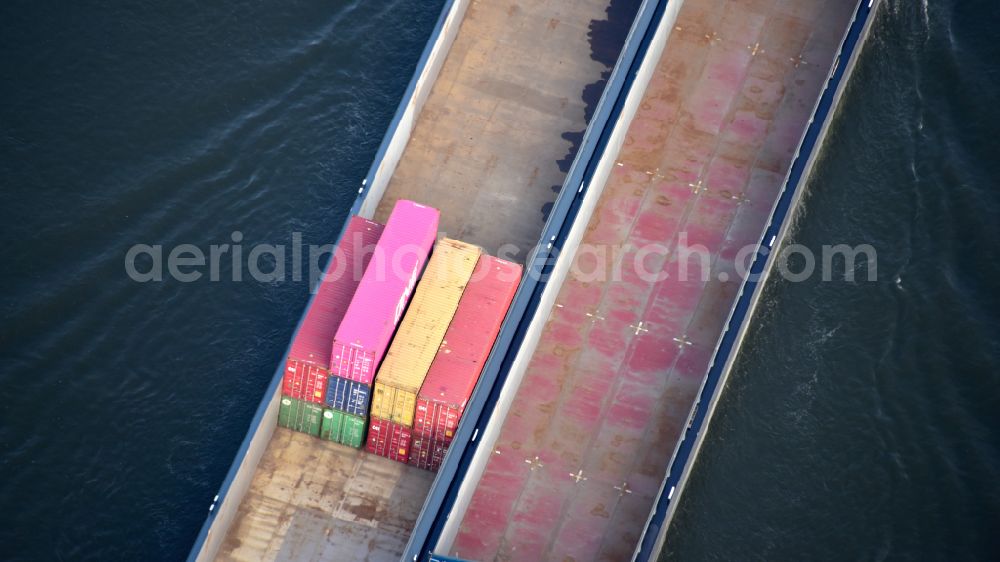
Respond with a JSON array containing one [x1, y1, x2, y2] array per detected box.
[[370, 238, 481, 426]]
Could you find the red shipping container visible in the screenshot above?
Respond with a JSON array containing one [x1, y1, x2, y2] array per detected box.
[[408, 436, 449, 472], [282, 217, 384, 403], [282, 360, 328, 404], [331, 200, 439, 385], [366, 418, 412, 463], [414, 256, 521, 442]]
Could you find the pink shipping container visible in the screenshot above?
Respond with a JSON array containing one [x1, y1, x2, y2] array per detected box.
[[330, 200, 439, 385], [413, 256, 521, 442], [282, 217, 384, 403], [366, 418, 412, 463]]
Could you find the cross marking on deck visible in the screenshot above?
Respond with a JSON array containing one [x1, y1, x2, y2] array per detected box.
[[585, 312, 605, 323], [748, 42, 764, 57], [728, 192, 751, 204], [615, 482, 632, 496], [630, 321, 649, 336], [570, 470, 587, 484], [704, 31, 720, 44], [525, 456, 544, 471], [688, 179, 707, 194], [673, 334, 693, 348], [791, 54, 809, 68]]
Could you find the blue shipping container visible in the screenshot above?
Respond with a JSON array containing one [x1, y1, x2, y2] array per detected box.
[[325, 375, 372, 417]]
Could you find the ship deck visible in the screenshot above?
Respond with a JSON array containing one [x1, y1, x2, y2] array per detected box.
[[220, 428, 434, 560], [373, 0, 618, 259], [216, 0, 634, 560], [449, 0, 859, 560]]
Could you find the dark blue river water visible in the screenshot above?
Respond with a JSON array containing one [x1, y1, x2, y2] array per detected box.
[[0, 1, 996, 561], [0, 1, 443, 559]]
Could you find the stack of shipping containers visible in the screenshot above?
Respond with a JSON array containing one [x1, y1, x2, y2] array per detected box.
[[410, 256, 522, 470], [276, 199, 523, 470], [367, 239, 481, 463], [326, 200, 439, 446], [279, 216, 384, 438]]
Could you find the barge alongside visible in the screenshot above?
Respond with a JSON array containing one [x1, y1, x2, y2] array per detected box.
[[188, 0, 883, 560], [437, 0, 875, 560]]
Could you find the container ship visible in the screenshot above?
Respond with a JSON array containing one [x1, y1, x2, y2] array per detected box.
[[188, 0, 883, 560]]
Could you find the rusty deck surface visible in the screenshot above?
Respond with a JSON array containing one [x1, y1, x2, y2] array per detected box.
[[217, 428, 434, 561], [450, 0, 859, 560], [374, 0, 620, 260]]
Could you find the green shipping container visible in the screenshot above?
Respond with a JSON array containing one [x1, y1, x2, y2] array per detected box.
[[278, 397, 323, 437], [320, 409, 367, 448]]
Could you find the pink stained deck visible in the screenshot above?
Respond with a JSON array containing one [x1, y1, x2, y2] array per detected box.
[[450, 0, 859, 560]]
